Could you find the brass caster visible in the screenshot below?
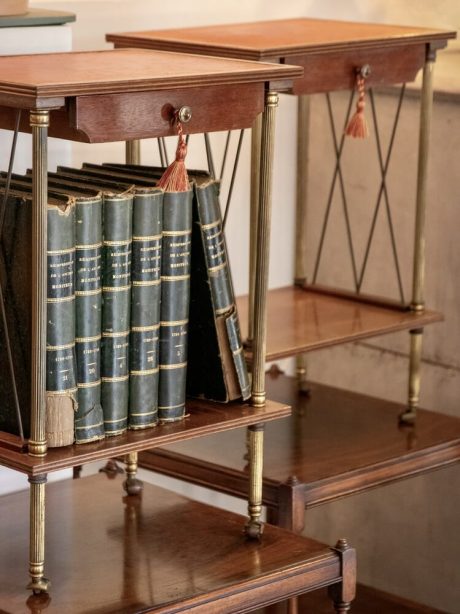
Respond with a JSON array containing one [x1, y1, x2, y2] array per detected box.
[[244, 519, 264, 540], [123, 477, 144, 496], [399, 408, 417, 426], [27, 577, 50, 595]]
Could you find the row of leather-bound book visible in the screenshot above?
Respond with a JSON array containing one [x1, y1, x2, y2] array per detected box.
[[0, 164, 250, 447]]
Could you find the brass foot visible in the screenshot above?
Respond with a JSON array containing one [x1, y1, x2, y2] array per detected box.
[[244, 519, 264, 540], [123, 476, 144, 496], [399, 408, 417, 425], [333, 602, 351, 614], [27, 577, 50, 595]]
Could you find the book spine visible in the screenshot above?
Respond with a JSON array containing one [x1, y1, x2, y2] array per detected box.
[[196, 182, 250, 400], [101, 193, 133, 436], [158, 190, 193, 422], [129, 189, 163, 429], [46, 199, 77, 447], [225, 311, 251, 400], [74, 196, 105, 443]]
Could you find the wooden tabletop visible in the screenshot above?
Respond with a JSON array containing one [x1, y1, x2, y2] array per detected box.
[[0, 473, 345, 613], [0, 48, 302, 108], [106, 18, 456, 61]]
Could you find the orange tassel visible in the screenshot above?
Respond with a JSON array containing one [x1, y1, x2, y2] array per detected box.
[[157, 121, 189, 192], [346, 73, 369, 139]]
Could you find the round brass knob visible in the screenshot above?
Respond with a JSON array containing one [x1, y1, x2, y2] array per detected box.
[[177, 106, 192, 123]]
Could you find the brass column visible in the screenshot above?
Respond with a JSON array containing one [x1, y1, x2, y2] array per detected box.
[[251, 90, 278, 407], [245, 423, 265, 538], [123, 142, 143, 493], [125, 139, 141, 165], [246, 90, 278, 538], [28, 110, 49, 458], [295, 95, 311, 394], [27, 474, 49, 593], [247, 112, 262, 348], [402, 50, 435, 423]]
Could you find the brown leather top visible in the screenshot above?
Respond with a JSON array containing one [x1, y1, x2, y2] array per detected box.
[[0, 47, 302, 104], [107, 18, 456, 60]]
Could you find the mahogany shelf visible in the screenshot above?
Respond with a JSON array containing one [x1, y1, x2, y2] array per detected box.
[[139, 373, 460, 531], [0, 398, 289, 476], [237, 286, 443, 361], [0, 474, 353, 613], [258, 585, 444, 613]]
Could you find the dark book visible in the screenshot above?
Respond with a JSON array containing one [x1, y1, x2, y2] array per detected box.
[[2, 174, 107, 444], [187, 179, 250, 402], [0, 182, 78, 447]]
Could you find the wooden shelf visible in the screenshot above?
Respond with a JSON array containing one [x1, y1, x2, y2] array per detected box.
[[0, 398, 289, 476], [0, 474, 350, 613], [139, 374, 460, 521], [237, 286, 443, 361], [257, 585, 444, 613]]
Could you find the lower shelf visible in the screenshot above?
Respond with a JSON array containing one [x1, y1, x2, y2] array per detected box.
[[0, 474, 348, 613], [257, 584, 444, 613], [139, 373, 460, 523], [237, 286, 443, 360], [0, 397, 289, 476]]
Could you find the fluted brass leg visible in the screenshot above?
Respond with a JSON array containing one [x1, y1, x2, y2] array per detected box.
[[295, 94, 310, 287], [123, 451, 143, 496], [251, 91, 278, 407], [245, 423, 264, 539], [400, 328, 423, 424], [125, 139, 141, 165], [402, 53, 435, 423], [247, 113, 262, 350], [27, 475, 50, 594], [28, 110, 49, 458]]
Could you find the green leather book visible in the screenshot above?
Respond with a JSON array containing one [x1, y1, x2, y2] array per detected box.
[[74, 192, 106, 443], [58, 165, 194, 423], [187, 179, 250, 402], [129, 187, 163, 429], [101, 189, 133, 436], [158, 189, 193, 422], [52, 169, 163, 431], [0, 180, 79, 447], [45, 191, 78, 447]]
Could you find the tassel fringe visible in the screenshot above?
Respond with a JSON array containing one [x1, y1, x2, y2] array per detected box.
[[346, 73, 369, 139], [157, 121, 189, 192]]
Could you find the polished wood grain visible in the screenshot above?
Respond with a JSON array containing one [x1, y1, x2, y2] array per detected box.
[[0, 474, 348, 613], [139, 374, 460, 526], [258, 584, 446, 613], [237, 287, 443, 361], [0, 398, 289, 476], [0, 48, 302, 110], [106, 18, 456, 61]]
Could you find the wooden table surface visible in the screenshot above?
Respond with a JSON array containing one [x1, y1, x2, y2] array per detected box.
[[107, 18, 456, 60], [0, 48, 302, 104], [0, 473, 346, 613]]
